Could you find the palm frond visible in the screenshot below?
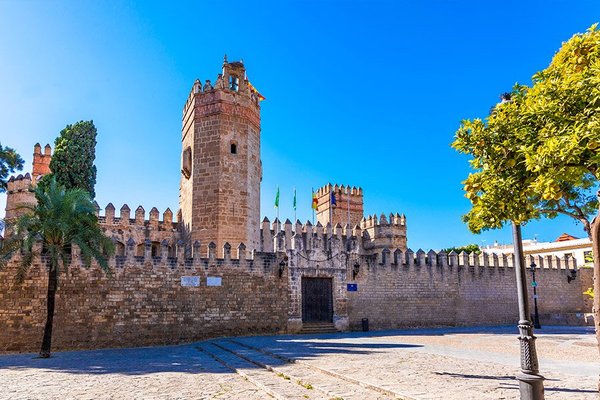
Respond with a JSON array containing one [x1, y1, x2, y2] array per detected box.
[[8, 176, 114, 285]]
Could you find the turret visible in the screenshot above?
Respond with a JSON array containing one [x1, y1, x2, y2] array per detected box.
[[315, 184, 364, 227], [32, 143, 52, 180]]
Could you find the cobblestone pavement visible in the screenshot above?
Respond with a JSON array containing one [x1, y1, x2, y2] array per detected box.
[[0, 326, 597, 399]]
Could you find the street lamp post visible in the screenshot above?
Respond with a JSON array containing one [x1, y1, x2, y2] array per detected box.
[[530, 262, 542, 329], [512, 222, 545, 399]]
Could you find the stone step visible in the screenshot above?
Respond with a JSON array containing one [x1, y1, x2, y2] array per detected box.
[[227, 339, 411, 400], [197, 342, 325, 400], [299, 323, 338, 334]]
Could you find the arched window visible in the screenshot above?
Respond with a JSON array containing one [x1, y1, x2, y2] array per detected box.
[[229, 75, 239, 91], [230, 143, 237, 154], [182, 146, 192, 179], [115, 242, 125, 256]]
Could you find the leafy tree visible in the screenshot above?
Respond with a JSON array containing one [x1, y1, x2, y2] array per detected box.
[[48, 120, 98, 198], [4, 177, 114, 357], [441, 244, 481, 254], [453, 88, 548, 233], [0, 143, 24, 193], [453, 24, 600, 364], [518, 23, 600, 360]]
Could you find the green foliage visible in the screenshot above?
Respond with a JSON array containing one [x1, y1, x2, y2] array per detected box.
[[452, 87, 541, 233], [5, 177, 114, 282], [49, 120, 98, 198], [441, 244, 481, 254], [0, 143, 24, 193], [452, 24, 600, 237], [519, 24, 600, 224]]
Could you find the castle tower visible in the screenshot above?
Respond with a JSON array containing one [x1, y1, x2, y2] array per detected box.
[[179, 57, 263, 253], [32, 143, 52, 180], [5, 144, 52, 228], [316, 184, 364, 227]]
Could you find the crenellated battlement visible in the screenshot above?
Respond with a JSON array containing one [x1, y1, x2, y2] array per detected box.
[[259, 215, 405, 255], [315, 183, 363, 197], [6, 173, 34, 193], [316, 183, 365, 228], [368, 248, 578, 271], [14, 240, 284, 278], [360, 212, 406, 228], [5, 173, 38, 222], [96, 203, 177, 229], [32, 143, 52, 179]]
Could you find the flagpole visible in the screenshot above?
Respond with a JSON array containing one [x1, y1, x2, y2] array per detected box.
[[312, 187, 315, 225], [293, 187, 297, 223], [329, 188, 333, 226], [275, 186, 280, 223]]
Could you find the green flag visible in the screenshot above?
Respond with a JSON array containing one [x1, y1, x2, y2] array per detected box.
[[275, 186, 280, 208], [293, 188, 296, 210]]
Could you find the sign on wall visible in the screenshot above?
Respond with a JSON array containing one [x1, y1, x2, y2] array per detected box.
[[207, 276, 222, 287], [181, 276, 200, 287], [347, 283, 358, 292]]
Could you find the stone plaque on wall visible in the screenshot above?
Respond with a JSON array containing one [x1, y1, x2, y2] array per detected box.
[[181, 276, 200, 287]]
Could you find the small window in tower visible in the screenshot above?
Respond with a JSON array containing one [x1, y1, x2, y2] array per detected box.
[[230, 143, 237, 154], [182, 146, 192, 179], [229, 75, 239, 91]]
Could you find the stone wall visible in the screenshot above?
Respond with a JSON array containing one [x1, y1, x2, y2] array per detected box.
[[0, 249, 288, 353], [346, 253, 590, 331], [580, 267, 594, 312], [0, 228, 591, 353]]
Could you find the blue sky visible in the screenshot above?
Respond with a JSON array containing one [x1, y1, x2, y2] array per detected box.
[[1, 1, 599, 250]]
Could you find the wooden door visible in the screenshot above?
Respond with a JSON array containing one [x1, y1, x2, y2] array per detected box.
[[302, 277, 333, 322]]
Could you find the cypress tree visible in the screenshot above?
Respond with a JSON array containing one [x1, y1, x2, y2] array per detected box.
[[49, 120, 98, 198]]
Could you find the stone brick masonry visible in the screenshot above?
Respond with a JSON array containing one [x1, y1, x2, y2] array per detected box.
[[0, 58, 591, 353], [0, 247, 288, 352], [0, 229, 590, 352]]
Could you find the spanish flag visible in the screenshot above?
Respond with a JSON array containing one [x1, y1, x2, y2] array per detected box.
[[247, 80, 266, 101], [312, 191, 318, 210]]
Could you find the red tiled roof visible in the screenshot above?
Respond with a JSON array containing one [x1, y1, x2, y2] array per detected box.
[[555, 233, 578, 242]]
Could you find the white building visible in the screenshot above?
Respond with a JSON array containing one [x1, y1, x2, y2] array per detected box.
[[483, 233, 592, 267]]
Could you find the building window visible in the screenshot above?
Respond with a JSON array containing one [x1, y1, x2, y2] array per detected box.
[[584, 250, 593, 264], [115, 241, 125, 256], [182, 146, 192, 179], [230, 143, 237, 154]]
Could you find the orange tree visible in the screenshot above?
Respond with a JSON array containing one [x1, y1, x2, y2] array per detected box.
[[453, 24, 600, 359]]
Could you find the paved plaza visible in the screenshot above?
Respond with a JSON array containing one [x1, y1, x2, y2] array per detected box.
[[0, 326, 597, 399]]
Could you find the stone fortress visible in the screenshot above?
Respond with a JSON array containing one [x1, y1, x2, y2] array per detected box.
[[0, 58, 592, 352]]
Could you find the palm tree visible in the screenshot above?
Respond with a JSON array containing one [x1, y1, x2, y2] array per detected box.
[[5, 177, 114, 358]]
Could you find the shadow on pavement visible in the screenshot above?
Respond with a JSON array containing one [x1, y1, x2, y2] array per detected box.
[[0, 337, 421, 376], [284, 325, 594, 340], [435, 371, 559, 382], [236, 337, 423, 362]]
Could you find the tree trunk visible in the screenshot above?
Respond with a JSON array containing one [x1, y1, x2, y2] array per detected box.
[[39, 262, 57, 358], [590, 216, 600, 391]]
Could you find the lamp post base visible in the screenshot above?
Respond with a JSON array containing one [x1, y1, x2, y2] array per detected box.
[[516, 372, 545, 400]]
